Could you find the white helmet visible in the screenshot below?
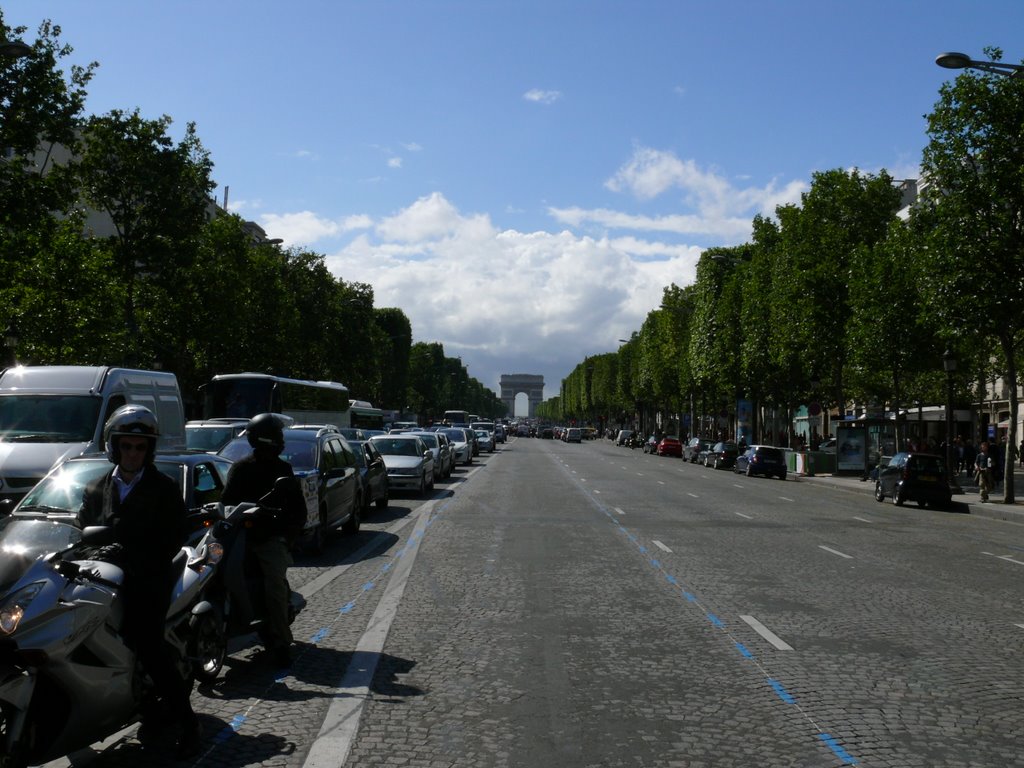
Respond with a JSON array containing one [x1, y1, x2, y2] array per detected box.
[[103, 404, 159, 463]]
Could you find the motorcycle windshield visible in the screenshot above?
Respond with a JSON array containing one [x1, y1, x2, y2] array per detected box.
[[0, 518, 82, 593]]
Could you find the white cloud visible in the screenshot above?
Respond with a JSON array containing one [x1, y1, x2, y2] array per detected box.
[[323, 193, 700, 394], [401, 142, 423, 152], [523, 88, 562, 104], [388, 157, 402, 169], [258, 211, 372, 245]]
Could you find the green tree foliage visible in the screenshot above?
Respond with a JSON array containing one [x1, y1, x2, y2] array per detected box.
[[919, 48, 1024, 501]]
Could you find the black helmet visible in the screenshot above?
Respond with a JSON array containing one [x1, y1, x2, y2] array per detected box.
[[246, 412, 286, 454], [104, 404, 159, 464]]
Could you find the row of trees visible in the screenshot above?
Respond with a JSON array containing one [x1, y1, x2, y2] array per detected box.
[[0, 15, 506, 419], [540, 49, 1024, 501]]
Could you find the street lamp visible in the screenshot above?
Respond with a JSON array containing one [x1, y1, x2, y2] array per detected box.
[[943, 349, 962, 494], [0, 40, 31, 59], [935, 52, 1024, 78]]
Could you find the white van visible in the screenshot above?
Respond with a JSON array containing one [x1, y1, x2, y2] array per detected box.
[[0, 366, 186, 505]]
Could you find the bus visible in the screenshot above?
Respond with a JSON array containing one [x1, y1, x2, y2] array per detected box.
[[203, 373, 354, 427], [349, 400, 384, 431], [442, 409, 469, 425]]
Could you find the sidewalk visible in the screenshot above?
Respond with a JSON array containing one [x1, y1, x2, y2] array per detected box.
[[799, 466, 1024, 524]]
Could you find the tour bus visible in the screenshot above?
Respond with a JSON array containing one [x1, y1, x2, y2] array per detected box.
[[349, 400, 384, 431], [203, 373, 356, 427]]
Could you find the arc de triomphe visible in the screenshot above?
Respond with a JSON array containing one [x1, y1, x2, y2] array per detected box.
[[500, 374, 544, 418]]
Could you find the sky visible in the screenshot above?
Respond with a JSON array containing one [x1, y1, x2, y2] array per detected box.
[[4, 1, 1022, 413]]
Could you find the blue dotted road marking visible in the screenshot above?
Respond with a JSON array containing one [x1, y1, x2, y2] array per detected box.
[[819, 733, 859, 765]]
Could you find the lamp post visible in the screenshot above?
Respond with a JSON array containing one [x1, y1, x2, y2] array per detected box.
[[943, 349, 962, 494], [0, 40, 31, 59], [935, 52, 1024, 78]]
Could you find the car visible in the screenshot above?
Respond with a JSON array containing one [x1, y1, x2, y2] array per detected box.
[[874, 451, 952, 509], [493, 424, 507, 443], [221, 426, 362, 552], [734, 445, 787, 480], [439, 427, 474, 465], [564, 427, 582, 443], [411, 430, 454, 478], [185, 418, 249, 454], [641, 435, 658, 453], [11, 451, 235, 521], [349, 439, 390, 511], [540, 427, 554, 439], [336, 427, 368, 442], [369, 434, 435, 495], [818, 438, 838, 453], [705, 441, 739, 469], [684, 438, 713, 463], [475, 429, 496, 452], [615, 429, 634, 446], [656, 436, 683, 457]]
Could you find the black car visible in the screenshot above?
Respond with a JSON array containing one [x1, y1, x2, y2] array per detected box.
[[684, 438, 713, 463], [222, 427, 362, 552], [705, 441, 739, 469], [734, 445, 787, 480], [350, 439, 390, 512], [874, 451, 952, 509]]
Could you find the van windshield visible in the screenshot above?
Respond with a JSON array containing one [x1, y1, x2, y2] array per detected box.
[[0, 395, 102, 442]]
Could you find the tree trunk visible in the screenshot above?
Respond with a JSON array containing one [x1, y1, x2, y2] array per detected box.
[[1001, 334, 1017, 504]]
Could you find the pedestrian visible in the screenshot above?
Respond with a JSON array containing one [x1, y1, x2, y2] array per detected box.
[[222, 412, 307, 667], [963, 440, 976, 477], [1019, 438, 1024, 468], [974, 441, 995, 503], [80, 405, 202, 758]]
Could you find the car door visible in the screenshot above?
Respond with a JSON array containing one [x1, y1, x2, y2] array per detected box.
[[321, 437, 356, 527], [362, 441, 387, 499]]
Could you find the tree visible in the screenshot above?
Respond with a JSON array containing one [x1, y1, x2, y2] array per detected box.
[[919, 48, 1024, 502]]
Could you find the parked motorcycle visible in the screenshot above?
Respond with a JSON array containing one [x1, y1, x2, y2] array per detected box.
[[0, 514, 221, 767], [187, 481, 307, 682]]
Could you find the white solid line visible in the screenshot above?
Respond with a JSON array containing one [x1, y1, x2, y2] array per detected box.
[[614, 507, 625, 515], [740, 615, 794, 651], [732, 483, 743, 488], [734, 512, 753, 519], [853, 516, 874, 524], [982, 551, 1024, 566], [687, 493, 699, 498], [1015, 624, 1024, 630], [819, 545, 853, 559], [779, 496, 795, 502], [652, 540, 672, 553]]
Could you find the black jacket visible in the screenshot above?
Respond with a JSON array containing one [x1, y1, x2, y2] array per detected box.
[[81, 466, 186, 589], [221, 453, 307, 541]]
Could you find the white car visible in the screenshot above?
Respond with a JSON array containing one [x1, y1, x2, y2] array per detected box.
[[369, 434, 435, 495], [439, 427, 474, 465], [410, 430, 453, 479]]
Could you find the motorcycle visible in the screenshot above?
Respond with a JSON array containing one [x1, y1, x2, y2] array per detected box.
[[0, 514, 221, 767], [187, 480, 307, 682]]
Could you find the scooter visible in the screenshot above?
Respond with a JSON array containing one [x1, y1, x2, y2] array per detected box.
[[188, 481, 307, 682], [0, 515, 221, 768]]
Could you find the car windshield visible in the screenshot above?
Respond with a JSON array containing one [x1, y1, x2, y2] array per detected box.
[[440, 429, 466, 443], [0, 517, 83, 593], [0, 395, 102, 442], [186, 426, 238, 452], [909, 455, 944, 472], [372, 438, 422, 457]]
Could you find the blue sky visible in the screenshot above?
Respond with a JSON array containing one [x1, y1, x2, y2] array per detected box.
[[4, 1, 1022, 411]]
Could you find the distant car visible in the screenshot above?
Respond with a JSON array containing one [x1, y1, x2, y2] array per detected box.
[[705, 441, 739, 469], [440, 427, 474, 465], [349, 439, 390, 511], [185, 419, 249, 453], [336, 427, 367, 442], [564, 427, 582, 443], [656, 436, 683, 457], [616, 430, 634, 446], [874, 451, 952, 509], [412, 430, 454, 478], [370, 434, 435, 495], [734, 445, 787, 480], [641, 435, 658, 453], [222, 427, 362, 552], [685, 438, 713, 464], [493, 424, 507, 443], [475, 429, 496, 452], [540, 427, 554, 439], [818, 438, 837, 453], [12, 451, 234, 520]]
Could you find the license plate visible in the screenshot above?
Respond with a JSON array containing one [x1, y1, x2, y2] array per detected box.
[[919, 474, 936, 482]]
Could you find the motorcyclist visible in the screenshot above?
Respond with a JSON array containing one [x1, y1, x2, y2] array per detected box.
[[80, 404, 201, 758], [221, 412, 307, 667]]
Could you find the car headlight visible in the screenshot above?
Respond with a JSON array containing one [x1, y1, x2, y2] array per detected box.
[[0, 582, 45, 635]]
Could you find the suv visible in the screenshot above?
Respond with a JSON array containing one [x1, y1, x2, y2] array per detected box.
[[221, 426, 362, 552], [874, 452, 952, 509]]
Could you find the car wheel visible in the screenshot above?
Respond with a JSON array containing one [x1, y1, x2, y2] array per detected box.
[[376, 489, 389, 509], [892, 488, 904, 506], [309, 509, 328, 554], [746, 464, 753, 477], [778, 472, 787, 481], [343, 501, 361, 534], [917, 500, 927, 508], [418, 473, 427, 495], [713, 457, 720, 470], [874, 482, 884, 502]]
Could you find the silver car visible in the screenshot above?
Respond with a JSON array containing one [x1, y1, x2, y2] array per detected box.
[[439, 427, 474, 466], [411, 430, 453, 479], [369, 434, 436, 495]]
